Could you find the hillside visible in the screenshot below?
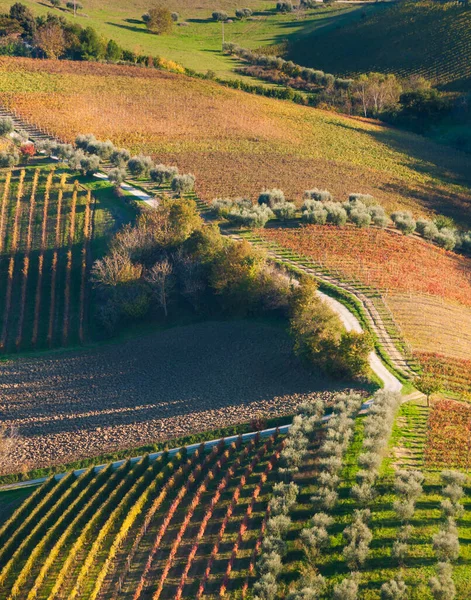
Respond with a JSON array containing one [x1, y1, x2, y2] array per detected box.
[[1, 58, 471, 225], [0, 0, 373, 78], [288, 1, 471, 92]]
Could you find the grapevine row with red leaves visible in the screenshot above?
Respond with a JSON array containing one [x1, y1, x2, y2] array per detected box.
[[132, 442, 228, 600], [195, 433, 279, 599], [219, 446, 282, 597]]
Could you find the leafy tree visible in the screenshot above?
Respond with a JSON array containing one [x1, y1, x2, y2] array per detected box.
[[9, 3, 36, 37], [106, 39, 123, 61], [171, 173, 195, 196], [146, 6, 173, 34], [145, 258, 174, 317], [80, 26, 106, 60], [34, 20, 67, 58], [415, 374, 441, 406]]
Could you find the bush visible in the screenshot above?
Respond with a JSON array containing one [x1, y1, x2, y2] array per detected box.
[[276, 1, 293, 11], [0, 116, 14, 136], [128, 155, 153, 177], [212, 10, 229, 21], [235, 7, 252, 18], [368, 205, 389, 228], [258, 188, 285, 208], [304, 188, 332, 202], [432, 519, 460, 562], [391, 211, 416, 235], [350, 209, 371, 228], [302, 200, 327, 225], [433, 228, 457, 251], [416, 218, 439, 240], [171, 173, 196, 196], [324, 202, 347, 226], [146, 6, 173, 34], [0, 150, 19, 168]]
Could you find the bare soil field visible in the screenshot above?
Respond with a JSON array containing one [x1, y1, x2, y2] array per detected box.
[[0, 320, 349, 473]]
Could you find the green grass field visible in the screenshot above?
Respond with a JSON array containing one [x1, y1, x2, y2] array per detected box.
[[0, 0, 379, 77]]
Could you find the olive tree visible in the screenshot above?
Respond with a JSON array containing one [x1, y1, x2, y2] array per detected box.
[[391, 211, 416, 235], [150, 164, 179, 186], [333, 573, 360, 600], [258, 188, 285, 208], [0, 116, 14, 136], [304, 188, 332, 202], [429, 562, 456, 600], [128, 155, 153, 177], [380, 576, 407, 600], [110, 148, 130, 167], [108, 167, 127, 187], [171, 173, 196, 196], [0, 150, 20, 168]]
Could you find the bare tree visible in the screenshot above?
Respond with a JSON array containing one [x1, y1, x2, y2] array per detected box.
[[145, 258, 174, 317]]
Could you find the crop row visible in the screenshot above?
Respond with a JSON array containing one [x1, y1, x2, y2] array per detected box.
[[0, 434, 282, 599]]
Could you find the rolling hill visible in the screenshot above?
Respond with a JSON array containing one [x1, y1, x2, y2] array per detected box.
[[288, 0, 471, 92]]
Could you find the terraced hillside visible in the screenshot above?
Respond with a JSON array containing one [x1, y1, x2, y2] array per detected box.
[[1, 58, 471, 225], [289, 0, 471, 92]]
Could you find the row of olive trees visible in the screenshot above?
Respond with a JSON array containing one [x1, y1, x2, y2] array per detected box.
[[254, 400, 324, 600], [212, 8, 253, 21], [427, 470, 467, 600], [351, 390, 403, 505], [223, 43, 352, 91]]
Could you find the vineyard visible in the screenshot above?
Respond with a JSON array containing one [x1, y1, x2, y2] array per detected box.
[[289, 0, 471, 91], [1, 58, 470, 223], [416, 353, 471, 399], [0, 167, 94, 352], [0, 433, 285, 600], [425, 399, 471, 470]]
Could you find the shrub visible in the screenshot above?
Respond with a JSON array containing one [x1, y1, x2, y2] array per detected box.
[[212, 10, 229, 20], [302, 201, 327, 225], [19, 142, 35, 160], [0, 150, 19, 168], [128, 155, 153, 177], [324, 202, 347, 226], [272, 202, 296, 221], [235, 7, 253, 18], [0, 116, 14, 136], [171, 173, 196, 196], [276, 1, 293, 11], [416, 218, 439, 240], [429, 562, 456, 600], [150, 164, 179, 186], [368, 205, 389, 228], [391, 211, 416, 235], [433, 228, 457, 251], [349, 193, 375, 206], [350, 209, 371, 228], [258, 188, 285, 208], [304, 188, 332, 202]]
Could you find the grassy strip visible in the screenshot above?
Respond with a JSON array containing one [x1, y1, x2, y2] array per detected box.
[[0, 415, 291, 486]]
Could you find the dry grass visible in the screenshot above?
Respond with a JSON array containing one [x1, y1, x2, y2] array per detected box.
[[385, 293, 471, 361], [1, 58, 471, 223]]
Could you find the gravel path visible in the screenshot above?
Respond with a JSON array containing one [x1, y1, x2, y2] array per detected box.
[[0, 320, 351, 472]]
